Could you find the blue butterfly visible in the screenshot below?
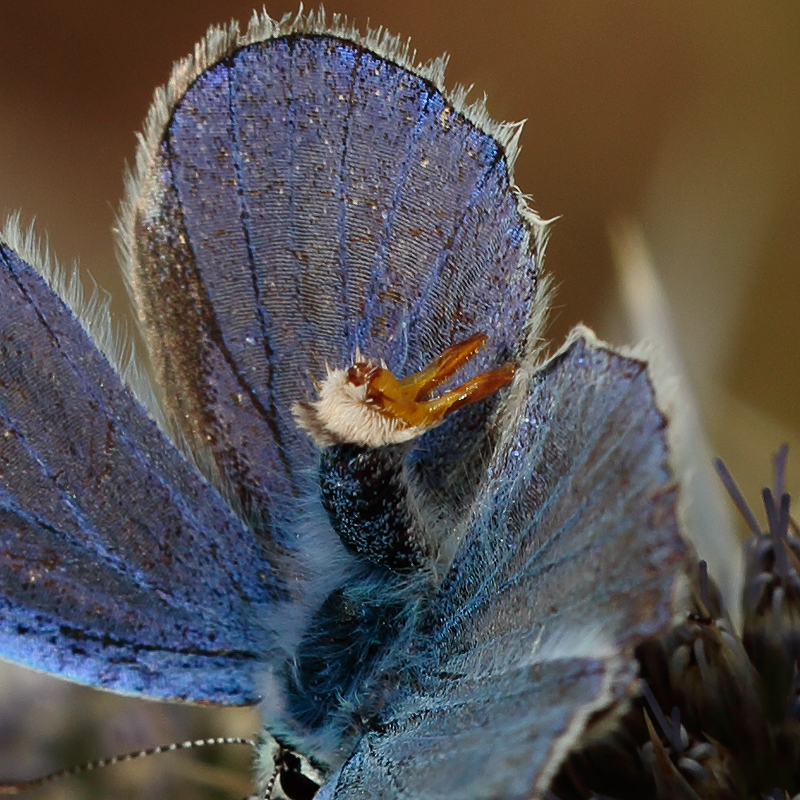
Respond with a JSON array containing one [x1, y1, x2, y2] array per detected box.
[[0, 9, 689, 798]]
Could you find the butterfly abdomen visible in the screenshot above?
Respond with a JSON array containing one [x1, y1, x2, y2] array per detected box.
[[319, 443, 432, 572]]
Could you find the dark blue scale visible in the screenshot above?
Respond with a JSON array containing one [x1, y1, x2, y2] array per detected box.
[[0, 18, 690, 800]]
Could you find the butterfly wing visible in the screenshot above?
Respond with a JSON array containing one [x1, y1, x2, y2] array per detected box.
[[2, 21, 544, 710], [0, 237, 279, 704], [123, 29, 543, 534], [316, 334, 689, 798]]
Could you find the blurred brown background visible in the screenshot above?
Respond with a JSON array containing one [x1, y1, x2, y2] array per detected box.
[[0, 1, 798, 797]]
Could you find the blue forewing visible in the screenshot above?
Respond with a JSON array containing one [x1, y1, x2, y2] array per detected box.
[[0, 9, 690, 798]]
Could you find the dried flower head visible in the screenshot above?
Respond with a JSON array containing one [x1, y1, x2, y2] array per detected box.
[[551, 447, 800, 799]]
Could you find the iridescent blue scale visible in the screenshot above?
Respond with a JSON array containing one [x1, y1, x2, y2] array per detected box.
[[0, 10, 689, 798]]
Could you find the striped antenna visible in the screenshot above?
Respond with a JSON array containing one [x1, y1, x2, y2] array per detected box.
[[0, 736, 256, 795]]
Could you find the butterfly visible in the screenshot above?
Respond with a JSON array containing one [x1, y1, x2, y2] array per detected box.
[[0, 8, 690, 798]]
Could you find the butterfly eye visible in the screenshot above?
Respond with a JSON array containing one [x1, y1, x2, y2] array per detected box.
[[276, 750, 322, 800], [268, 743, 323, 800]]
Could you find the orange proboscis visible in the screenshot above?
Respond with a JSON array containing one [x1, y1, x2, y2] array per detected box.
[[364, 333, 515, 427]]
